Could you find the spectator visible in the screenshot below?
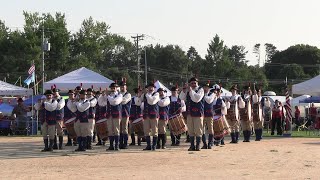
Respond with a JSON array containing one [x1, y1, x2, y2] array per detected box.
[[271, 100, 283, 135], [309, 103, 317, 127], [294, 106, 301, 126], [11, 98, 30, 129]]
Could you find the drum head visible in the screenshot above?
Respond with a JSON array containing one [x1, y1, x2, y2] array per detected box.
[[96, 118, 107, 124], [213, 115, 221, 120], [65, 117, 76, 124], [133, 117, 143, 124]]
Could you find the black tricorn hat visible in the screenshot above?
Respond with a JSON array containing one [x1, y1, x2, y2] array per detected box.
[[79, 90, 86, 95], [52, 88, 60, 93], [188, 77, 198, 83], [230, 85, 238, 91], [157, 88, 165, 92], [68, 90, 74, 94], [87, 88, 93, 92], [109, 82, 119, 88], [170, 86, 179, 91], [44, 90, 53, 95], [75, 86, 82, 91], [146, 82, 156, 88]]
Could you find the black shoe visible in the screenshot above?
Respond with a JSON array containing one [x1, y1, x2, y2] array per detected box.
[[195, 146, 200, 151], [129, 142, 136, 146], [96, 141, 102, 146], [107, 146, 115, 151], [208, 145, 212, 149], [162, 146, 166, 149], [271, 132, 274, 135], [65, 143, 72, 146], [143, 146, 151, 151], [201, 144, 208, 149], [188, 146, 195, 151]]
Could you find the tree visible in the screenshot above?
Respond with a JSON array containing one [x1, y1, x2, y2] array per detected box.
[[228, 45, 248, 66], [264, 43, 277, 63], [253, 43, 261, 66], [187, 46, 204, 76]]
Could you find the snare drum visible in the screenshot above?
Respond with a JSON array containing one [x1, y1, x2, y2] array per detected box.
[[132, 118, 144, 136], [65, 117, 77, 139], [213, 115, 227, 139], [96, 118, 108, 140], [168, 114, 187, 136]]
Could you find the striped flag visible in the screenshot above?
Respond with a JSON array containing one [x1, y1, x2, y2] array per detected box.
[[24, 64, 35, 86], [284, 85, 292, 132], [28, 64, 35, 75]]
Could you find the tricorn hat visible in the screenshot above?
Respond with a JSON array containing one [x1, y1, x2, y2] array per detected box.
[[188, 77, 198, 83], [44, 90, 53, 95], [109, 82, 119, 88]]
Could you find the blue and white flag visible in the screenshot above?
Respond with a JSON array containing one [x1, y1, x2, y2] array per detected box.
[[24, 71, 35, 85]]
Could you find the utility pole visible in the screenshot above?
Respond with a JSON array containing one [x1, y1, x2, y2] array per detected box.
[[131, 34, 144, 86], [42, 24, 50, 93], [144, 47, 147, 85]]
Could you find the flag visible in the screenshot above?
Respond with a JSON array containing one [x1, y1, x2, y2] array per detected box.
[[28, 64, 35, 75], [284, 85, 292, 132], [24, 72, 35, 86]]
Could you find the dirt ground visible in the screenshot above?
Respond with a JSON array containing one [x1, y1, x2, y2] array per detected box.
[[0, 136, 319, 180]]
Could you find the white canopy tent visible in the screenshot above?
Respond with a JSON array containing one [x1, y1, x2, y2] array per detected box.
[[44, 67, 114, 90], [211, 84, 232, 97], [292, 75, 320, 96], [154, 80, 172, 96], [0, 80, 33, 96]]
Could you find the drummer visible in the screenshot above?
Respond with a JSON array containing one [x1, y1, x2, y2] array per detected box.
[[96, 90, 109, 146], [202, 81, 216, 149], [129, 87, 143, 146], [212, 85, 227, 146], [169, 85, 186, 146], [64, 90, 78, 146], [157, 88, 170, 149]]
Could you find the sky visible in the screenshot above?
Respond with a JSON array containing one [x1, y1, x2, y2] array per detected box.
[[1, 0, 320, 66]]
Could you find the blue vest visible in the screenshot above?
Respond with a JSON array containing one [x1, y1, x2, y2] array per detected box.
[[121, 92, 132, 118], [63, 99, 76, 120], [159, 97, 170, 120], [186, 88, 204, 117], [204, 92, 214, 117], [44, 101, 57, 125], [109, 95, 122, 119], [169, 96, 181, 116], [143, 93, 159, 119], [76, 100, 89, 123], [130, 97, 142, 120], [95, 104, 107, 120], [55, 98, 64, 120], [88, 97, 96, 119], [214, 98, 223, 115]]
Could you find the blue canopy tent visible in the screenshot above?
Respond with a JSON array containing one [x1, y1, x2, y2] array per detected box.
[[299, 96, 320, 103]]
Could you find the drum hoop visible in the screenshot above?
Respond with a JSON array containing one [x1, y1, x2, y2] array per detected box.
[[169, 114, 180, 120], [65, 117, 76, 124], [96, 118, 107, 124], [133, 118, 143, 124]]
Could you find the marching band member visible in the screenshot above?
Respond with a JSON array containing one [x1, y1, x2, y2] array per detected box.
[[185, 77, 204, 151], [252, 88, 264, 141], [107, 83, 123, 151], [212, 85, 227, 146], [86, 88, 97, 150], [179, 83, 190, 143], [201, 81, 216, 149], [225, 85, 240, 144], [74, 90, 90, 151], [238, 86, 252, 142], [129, 87, 143, 146], [34, 90, 58, 152], [52, 88, 65, 150], [95, 90, 108, 146], [142, 82, 160, 151], [119, 80, 132, 149], [169, 85, 186, 146], [157, 88, 170, 149], [64, 90, 77, 146]]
